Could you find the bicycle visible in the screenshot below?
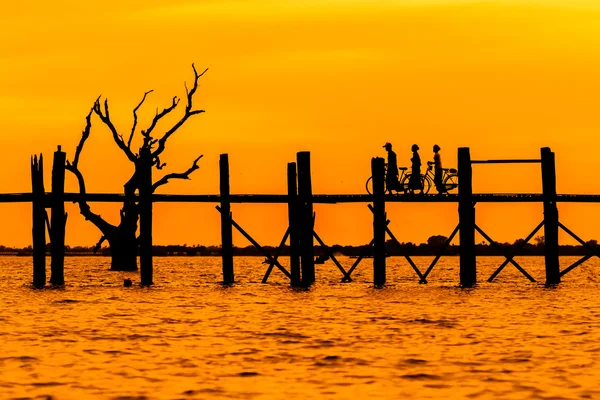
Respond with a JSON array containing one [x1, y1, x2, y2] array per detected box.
[[423, 161, 458, 194], [365, 163, 458, 195], [365, 164, 427, 195]]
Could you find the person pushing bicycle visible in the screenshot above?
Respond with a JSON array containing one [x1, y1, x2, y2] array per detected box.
[[433, 144, 443, 194], [383, 142, 400, 193]]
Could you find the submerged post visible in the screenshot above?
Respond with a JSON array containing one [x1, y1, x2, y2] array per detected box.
[[50, 146, 66, 285], [541, 147, 560, 284], [297, 151, 315, 284], [372, 157, 386, 286], [458, 147, 476, 286], [31, 154, 46, 287], [220, 154, 234, 284], [287, 162, 301, 286], [139, 149, 153, 286]]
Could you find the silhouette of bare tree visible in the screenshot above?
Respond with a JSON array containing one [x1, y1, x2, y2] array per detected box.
[[66, 64, 207, 271]]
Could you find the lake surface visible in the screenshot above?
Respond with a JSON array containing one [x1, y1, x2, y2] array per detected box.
[[0, 256, 599, 399]]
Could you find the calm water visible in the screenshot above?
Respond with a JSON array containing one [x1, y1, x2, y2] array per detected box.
[[0, 256, 599, 400]]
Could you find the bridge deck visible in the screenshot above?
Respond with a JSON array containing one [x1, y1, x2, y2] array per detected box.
[[1, 193, 600, 203]]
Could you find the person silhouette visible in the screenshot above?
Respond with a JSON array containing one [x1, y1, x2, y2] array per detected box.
[[433, 144, 443, 194], [409, 144, 422, 194], [383, 143, 399, 193]]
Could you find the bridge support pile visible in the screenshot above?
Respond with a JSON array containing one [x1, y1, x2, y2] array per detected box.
[[220, 154, 235, 284], [50, 146, 66, 285], [458, 147, 476, 286], [372, 157, 386, 286], [541, 147, 560, 284], [31, 155, 46, 287]]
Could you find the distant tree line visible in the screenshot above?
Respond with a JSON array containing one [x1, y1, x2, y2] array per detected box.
[[0, 235, 597, 257]]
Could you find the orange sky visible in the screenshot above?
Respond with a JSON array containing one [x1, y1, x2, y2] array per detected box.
[[1, 0, 600, 248]]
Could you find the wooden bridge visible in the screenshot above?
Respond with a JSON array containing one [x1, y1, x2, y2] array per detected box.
[[6, 146, 599, 288]]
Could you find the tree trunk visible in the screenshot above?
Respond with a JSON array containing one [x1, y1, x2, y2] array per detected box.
[[108, 228, 138, 271]]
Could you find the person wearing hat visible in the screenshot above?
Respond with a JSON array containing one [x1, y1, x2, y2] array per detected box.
[[433, 144, 443, 194], [383, 143, 399, 193], [409, 144, 423, 194]]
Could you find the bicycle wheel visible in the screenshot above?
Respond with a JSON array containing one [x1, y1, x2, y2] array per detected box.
[[366, 176, 388, 194], [399, 174, 411, 194], [366, 176, 373, 194], [401, 174, 429, 194], [422, 175, 432, 194], [443, 174, 458, 192]]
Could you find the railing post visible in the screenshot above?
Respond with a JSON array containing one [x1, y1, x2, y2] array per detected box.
[[458, 147, 476, 286], [220, 154, 234, 284], [50, 146, 66, 285], [541, 147, 560, 284], [139, 149, 153, 286], [287, 162, 301, 286], [31, 154, 46, 287], [297, 151, 315, 285], [372, 157, 386, 286]]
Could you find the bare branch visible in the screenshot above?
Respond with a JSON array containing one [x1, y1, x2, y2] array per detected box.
[[154, 156, 167, 170], [73, 108, 93, 169], [128, 89, 154, 149], [65, 162, 117, 236], [142, 96, 180, 144], [93, 236, 106, 253], [153, 64, 208, 158], [92, 96, 137, 162], [66, 110, 118, 236], [152, 155, 203, 192]]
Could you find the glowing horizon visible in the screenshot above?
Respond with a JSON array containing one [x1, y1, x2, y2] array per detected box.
[[1, 0, 599, 248]]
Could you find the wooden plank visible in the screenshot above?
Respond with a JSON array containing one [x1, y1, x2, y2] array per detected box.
[[4, 192, 600, 204]]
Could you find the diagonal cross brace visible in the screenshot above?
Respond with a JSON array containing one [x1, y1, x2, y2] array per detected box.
[[479, 224, 537, 283], [419, 224, 460, 284], [558, 222, 600, 259], [262, 227, 290, 283], [558, 222, 600, 277], [367, 204, 426, 282], [487, 221, 544, 282], [342, 219, 391, 283], [561, 254, 593, 277], [216, 206, 291, 280], [313, 230, 349, 279]]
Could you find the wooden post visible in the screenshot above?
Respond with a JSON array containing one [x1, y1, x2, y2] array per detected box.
[[31, 154, 46, 287], [220, 154, 234, 284], [541, 147, 560, 284], [372, 157, 386, 286], [458, 147, 476, 286], [297, 151, 315, 284], [139, 149, 153, 286], [50, 146, 66, 285], [287, 162, 301, 286]]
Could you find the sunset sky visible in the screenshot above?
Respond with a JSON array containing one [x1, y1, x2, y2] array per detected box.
[[1, 0, 600, 248]]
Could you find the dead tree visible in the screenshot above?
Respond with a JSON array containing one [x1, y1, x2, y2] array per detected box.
[[66, 64, 207, 271]]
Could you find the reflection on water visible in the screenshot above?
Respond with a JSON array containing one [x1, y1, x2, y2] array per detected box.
[[0, 256, 599, 399]]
